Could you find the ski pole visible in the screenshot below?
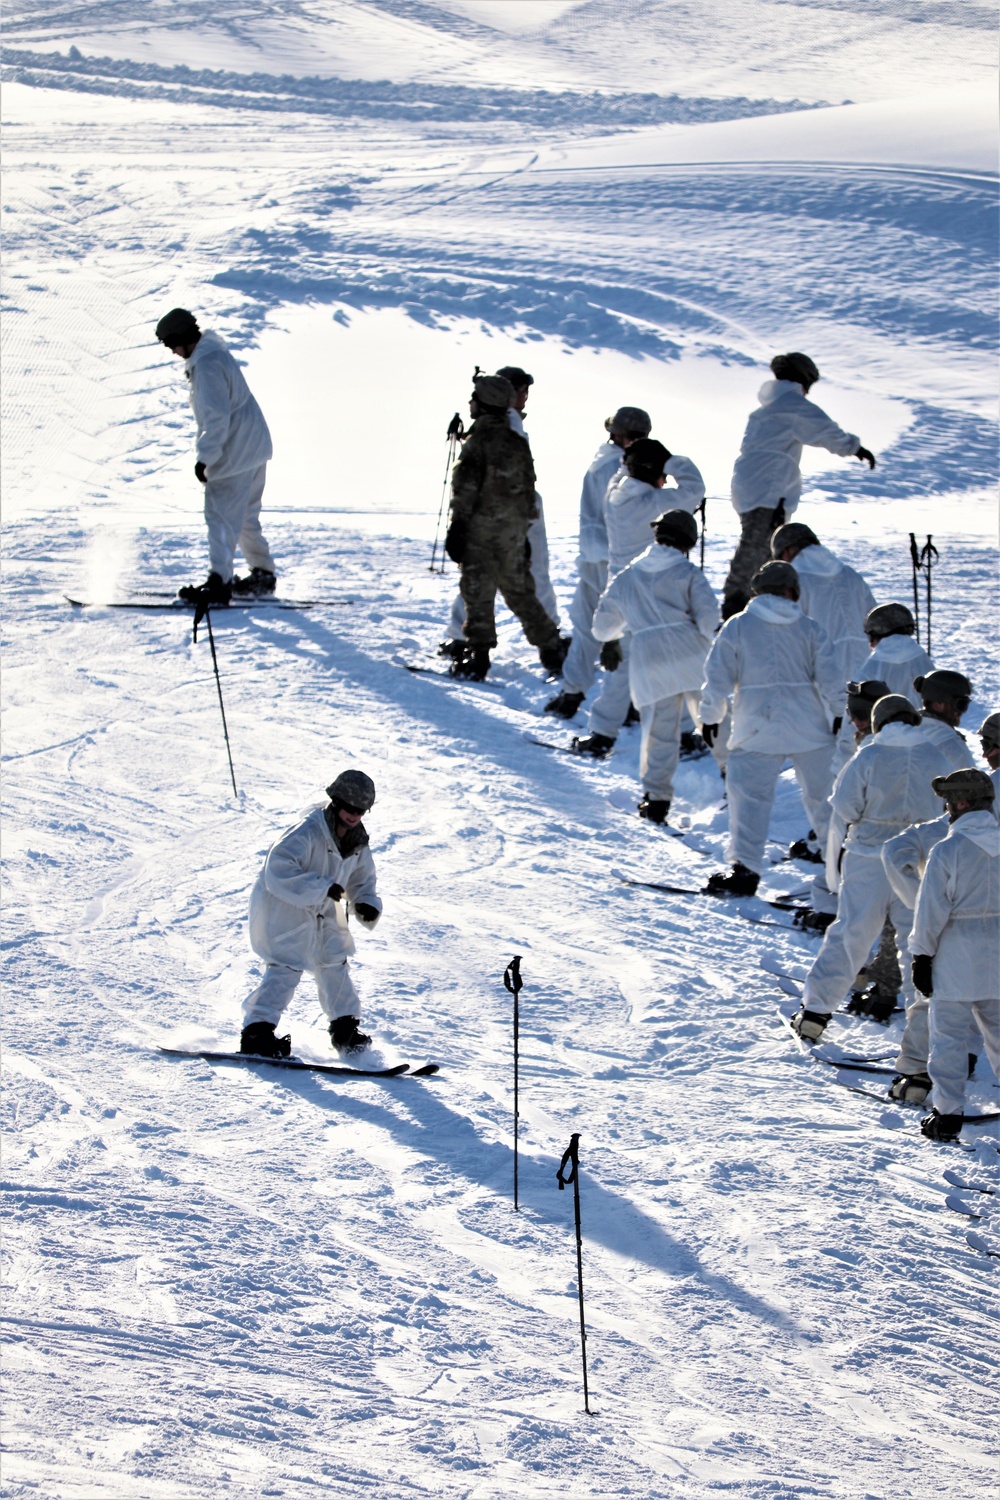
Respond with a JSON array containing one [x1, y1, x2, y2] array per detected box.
[[193, 602, 238, 799], [430, 413, 464, 573], [503, 955, 523, 1211], [698, 495, 707, 571], [921, 535, 938, 654], [908, 533, 921, 642], [556, 1132, 592, 1415]]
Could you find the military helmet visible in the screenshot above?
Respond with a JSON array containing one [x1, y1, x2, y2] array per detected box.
[[846, 679, 891, 718], [326, 769, 376, 813], [931, 767, 995, 807], [864, 602, 915, 640], [155, 307, 200, 347], [913, 669, 973, 708], [750, 560, 800, 600], [770, 352, 820, 386], [979, 711, 1000, 750], [872, 694, 921, 733], [652, 509, 698, 551], [624, 438, 669, 485], [472, 374, 516, 412], [604, 405, 651, 438], [770, 521, 819, 558], [495, 365, 533, 389]]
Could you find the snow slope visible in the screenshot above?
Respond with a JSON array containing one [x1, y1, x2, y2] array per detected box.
[[2, 3, 999, 1497]]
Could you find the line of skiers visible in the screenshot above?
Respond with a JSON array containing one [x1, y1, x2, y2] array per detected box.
[[154, 312, 997, 1139]]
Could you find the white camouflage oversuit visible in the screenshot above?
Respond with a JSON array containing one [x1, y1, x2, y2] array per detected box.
[[242, 805, 382, 1027], [801, 721, 959, 1030], [185, 330, 275, 582], [865, 634, 934, 708], [592, 542, 719, 803], [791, 543, 876, 768], [911, 811, 1000, 1117], [587, 456, 706, 740], [560, 439, 624, 697], [699, 594, 843, 875]]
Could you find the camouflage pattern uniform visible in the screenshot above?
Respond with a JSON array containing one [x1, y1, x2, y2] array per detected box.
[[450, 413, 562, 651]]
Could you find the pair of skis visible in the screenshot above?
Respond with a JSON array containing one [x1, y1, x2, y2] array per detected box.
[[159, 1046, 438, 1080]]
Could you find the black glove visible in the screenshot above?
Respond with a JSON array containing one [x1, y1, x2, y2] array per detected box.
[[911, 954, 933, 997], [445, 518, 467, 565], [194, 461, 207, 483], [355, 902, 379, 923], [856, 447, 876, 470], [701, 723, 719, 748], [832, 716, 843, 736], [599, 639, 623, 671], [327, 882, 344, 902]]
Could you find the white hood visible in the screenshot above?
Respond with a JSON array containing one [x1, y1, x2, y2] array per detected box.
[[745, 594, 801, 625], [793, 543, 843, 578]]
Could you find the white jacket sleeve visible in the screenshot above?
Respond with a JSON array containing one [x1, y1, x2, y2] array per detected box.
[[263, 825, 333, 910], [881, 816, 948, 909], [591, 575, 628, 642], [346, 845, 381, 926], [689, 568, 720, 644], [793, 398, 860, 458], [910, 849, 953, 958], [662, 455, 706, 514], [810, 622, 846, 719], [699, 628, 737, 726], [824, 757, 864, 890], [190, 357, 235, 470]]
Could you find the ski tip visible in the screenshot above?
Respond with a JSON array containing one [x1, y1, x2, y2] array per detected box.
[[409, 1062, 440, 1077]]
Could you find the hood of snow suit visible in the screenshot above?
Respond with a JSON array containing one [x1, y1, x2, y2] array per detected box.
[[792, 543, 843, 578], [744, 594, 802, 625]]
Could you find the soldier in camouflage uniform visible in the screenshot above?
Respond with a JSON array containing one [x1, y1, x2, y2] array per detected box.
[[445, 374, 567, 681]]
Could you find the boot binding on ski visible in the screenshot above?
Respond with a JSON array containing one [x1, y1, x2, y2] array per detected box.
[[240, 1022, 292, 1059], [329, 1015, 372, 1055]]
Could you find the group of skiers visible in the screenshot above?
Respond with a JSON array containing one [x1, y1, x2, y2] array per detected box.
[[155, 312, 998, 1142]]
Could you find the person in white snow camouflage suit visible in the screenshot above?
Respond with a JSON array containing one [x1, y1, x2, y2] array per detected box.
[[789, 695, 964, 1073], [240, 770, 383, 1059], [571, 437, 706, 758], [911, 769, 1000, 1142], [722, 352, 876, 620], [862, 603, 934, 708], [546, 405, 651, 721], [699, 559, 844, 902], [156, 308, 277, 608], [591, 508, 718, 823]]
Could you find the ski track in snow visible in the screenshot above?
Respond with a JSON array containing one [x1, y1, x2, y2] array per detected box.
[[2, 6, 999, 1498]]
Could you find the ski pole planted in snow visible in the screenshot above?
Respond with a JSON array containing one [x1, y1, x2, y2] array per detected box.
[[193, 602, 238, 799], [698, 495, 707, 571], [908, 533, 922, 643], [921, 534, 938, 653], [503, 954, 523, 1210], [556, 1132, 592, 1415], [430, 412, 464, 573]]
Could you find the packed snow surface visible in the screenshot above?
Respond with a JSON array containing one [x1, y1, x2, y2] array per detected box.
[[2, 2, 999, 1497]]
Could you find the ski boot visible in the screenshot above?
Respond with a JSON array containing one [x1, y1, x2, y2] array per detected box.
[[240, 1021, 292, 1058], [703, 862, 759, 898], [790, 1008, 830, 1042], [450, 645, 491, 681], [232, 567, 277, 597], [793, 908, 836, 933], [889, 1072, 931, 1104], [329, 1015, 372, 1055], [788, 832, 823, 864], [679, 730, 708, 759], [538, 636, 571, 677], [920, 1108, 962, 1142], [437, 639, 465, 660], [178, 571, 232, 607], [570, 731, 615, 759], [845, 985, 898, 1024], [637, 796, 669, 824], [545, 689, 585, 719]]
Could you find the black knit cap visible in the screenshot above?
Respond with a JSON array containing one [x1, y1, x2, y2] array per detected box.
[[495, 365, 533, 389], [624, 438, 669, 485], [155, 308, 200, 347]]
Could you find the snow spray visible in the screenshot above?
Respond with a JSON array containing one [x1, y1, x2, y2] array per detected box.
[[192, 604, 238, 799], [556, 1132, 592, 1415], [503, 954, 523, 1210]]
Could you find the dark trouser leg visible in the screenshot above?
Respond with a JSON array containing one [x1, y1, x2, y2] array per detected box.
[[463, 511, 561, 652], [459, 520, 502, 648], [722, 504, 784, 618], [865, 917, 902, 997]]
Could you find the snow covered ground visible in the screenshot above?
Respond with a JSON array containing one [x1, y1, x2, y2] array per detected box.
[[2, 3, 999, 1497]]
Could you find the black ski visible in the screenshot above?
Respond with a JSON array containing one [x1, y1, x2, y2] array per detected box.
[[65, 596, 350, 612], [397, 658, 503, 690], [530, 736, 618, 757], [159, 1046, 439, 1079], [775, 1002, 897, 1071], [614, 868, 810, 912], [832, 1075, 1000, 1124], [943, 1169, 997, 1195]]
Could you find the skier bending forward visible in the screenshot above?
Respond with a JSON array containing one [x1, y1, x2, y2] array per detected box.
[[240, 770, 382, 1059]]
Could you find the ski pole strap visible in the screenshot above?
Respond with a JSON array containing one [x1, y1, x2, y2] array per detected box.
[[503, 955, 523, 996], [909, 533, 921, 570], [557, 1132, 580, 1190], [921, 535, 938, 565]]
